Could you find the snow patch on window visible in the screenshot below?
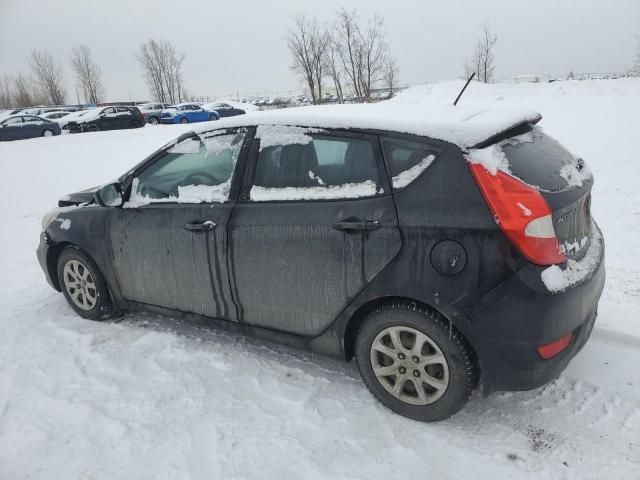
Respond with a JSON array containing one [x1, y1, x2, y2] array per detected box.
[[392, 154, 436, 189], [466, 144, 510, 175], [256, 125, 319, 150], [250, 180, 378, 201], [124, 178, 229, 208], [541, 228, 602, 293], [308, 170, 325, 185]]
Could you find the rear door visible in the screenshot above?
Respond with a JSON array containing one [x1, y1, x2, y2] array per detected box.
[[228, 126, 402, 336], [114, 107, 133, 129], [21, 116, 44, 138], [108, 128, 250, 320]]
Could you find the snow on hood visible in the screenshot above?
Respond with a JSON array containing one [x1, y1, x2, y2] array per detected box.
[[190, 103, 541, 148]]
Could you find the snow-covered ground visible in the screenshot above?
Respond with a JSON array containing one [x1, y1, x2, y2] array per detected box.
[[1, 80, 639, 479]]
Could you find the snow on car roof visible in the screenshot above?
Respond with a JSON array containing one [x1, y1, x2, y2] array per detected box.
[[192, 103, 541, 148]]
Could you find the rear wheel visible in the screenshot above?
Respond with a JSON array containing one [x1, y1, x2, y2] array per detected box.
[[42, 129, 54, 137], [56, 247, 115, 321], [355, 303, 478, 421], [180, 118, 189, 124], [149, 117, 159, 125], [130, 120, 141, 128]]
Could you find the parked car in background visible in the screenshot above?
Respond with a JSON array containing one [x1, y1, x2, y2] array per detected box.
[[58, 109, 92, 131], [66, 106, 145, 133], [160, 103, 219, 124], [37, 104, 604, 421], [138, 102, 170, 125], [0, 115, 61, 141], [41, 111, 73, 120], [201, 102, 246, 118]]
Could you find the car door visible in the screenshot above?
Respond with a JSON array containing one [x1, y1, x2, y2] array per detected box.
[[108, 128, 250, 320], [97, 107, 115, 130], [113, 107, 132, 129], [21, 116, 44, 138], [0, 116, 24, 140], [228, 126, 402, 336]]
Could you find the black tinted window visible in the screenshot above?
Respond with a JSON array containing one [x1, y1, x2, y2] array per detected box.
[[382, 138, 439, 189], [501, 129, 589, 191], [252, 128, 380, 200]]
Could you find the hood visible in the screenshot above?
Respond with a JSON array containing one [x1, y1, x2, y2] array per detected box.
[[58, 186, 99, 207]]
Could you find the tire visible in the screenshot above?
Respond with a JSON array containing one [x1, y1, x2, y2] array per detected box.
[[86, 124, 100, 132], [42, 129, 54, 137], [149, 117, 159, 125], [56, 247, 115, 321], [130, 120, 141, 128], [355, 303, 478, 422], [180, 118, 189, 124], [208, 114, 217, 121]]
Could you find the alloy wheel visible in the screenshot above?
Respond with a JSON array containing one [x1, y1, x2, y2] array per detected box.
[[370, 325, 450, 405], [62, 259, 97, 310]]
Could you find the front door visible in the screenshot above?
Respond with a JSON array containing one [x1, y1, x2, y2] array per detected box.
[[229, 127, 402, 336], [108, 129, 249, 320]]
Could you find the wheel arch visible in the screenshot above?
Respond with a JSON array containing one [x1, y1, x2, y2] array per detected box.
[[342, 295, 478, 363], [47, 242, 102, 292]]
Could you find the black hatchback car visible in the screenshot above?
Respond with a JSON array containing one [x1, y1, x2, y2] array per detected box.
[[37, 105, 604, 421], [67, 106, 145, 133]]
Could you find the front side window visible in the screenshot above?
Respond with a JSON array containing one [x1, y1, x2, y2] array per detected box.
[[126, 130, 246, 207], [3, 117, 22, 126], [251, 126, 381, 201], [382, 138, 439, 189]]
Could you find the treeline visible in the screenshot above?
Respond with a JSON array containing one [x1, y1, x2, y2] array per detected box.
[[0, 39, 188, 109], [286, 9, 399, 104]]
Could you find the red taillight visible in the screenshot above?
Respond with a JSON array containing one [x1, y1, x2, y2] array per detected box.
[[537, 333, 573, 359], [468, 162, 566, 266]]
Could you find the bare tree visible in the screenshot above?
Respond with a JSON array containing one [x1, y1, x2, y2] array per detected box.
[[332, 9, 391, 102], [333, 8, 364, 101], [464, 24, 498, 83], [323, 35, 344, 102], [0, 74, 13, 109], [29, 50, 66, 104], [382, 55, 399, 98], [12, 72, 45, 107], [70, 45, 105, 104], [632, 35, 640, 75], [286, 14, 323, 104], [136, 39, 186, 104]]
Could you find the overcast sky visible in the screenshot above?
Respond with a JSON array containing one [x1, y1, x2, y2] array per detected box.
[[1, 0, 638, 101]]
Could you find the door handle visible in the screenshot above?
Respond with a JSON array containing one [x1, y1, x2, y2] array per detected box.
[[333, 218, 381, 232], [183, 220, 216, 232]]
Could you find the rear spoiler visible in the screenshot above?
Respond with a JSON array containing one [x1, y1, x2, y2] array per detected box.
[[471, 114, 542, 149]]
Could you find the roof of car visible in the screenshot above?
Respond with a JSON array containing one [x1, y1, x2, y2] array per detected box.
[[191, 103, 542, 148]]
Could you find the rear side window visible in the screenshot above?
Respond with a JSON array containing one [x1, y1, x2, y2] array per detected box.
[[382, 138, 439, 189], [501, 128, 590, 191], [251, 126, 381, 201]]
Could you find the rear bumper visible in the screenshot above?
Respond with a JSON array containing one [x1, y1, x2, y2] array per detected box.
[[470, 225, 605, 394]]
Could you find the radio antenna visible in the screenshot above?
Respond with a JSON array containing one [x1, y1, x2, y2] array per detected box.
[[453, 72, 476, 106]]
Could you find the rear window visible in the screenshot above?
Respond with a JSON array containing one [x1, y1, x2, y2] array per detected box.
[[501, 128, 590, 192]]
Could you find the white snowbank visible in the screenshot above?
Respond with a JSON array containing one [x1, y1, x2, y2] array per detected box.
[[541, 228, 603, 293]]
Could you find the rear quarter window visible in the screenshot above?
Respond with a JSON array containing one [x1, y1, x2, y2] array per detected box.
[[382, 138, 440, 189]]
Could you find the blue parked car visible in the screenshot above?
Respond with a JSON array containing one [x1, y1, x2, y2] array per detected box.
[[160, 103, 219, 124]]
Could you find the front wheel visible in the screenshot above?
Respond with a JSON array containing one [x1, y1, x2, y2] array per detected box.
[[56, 247, 116, 321], [180, 117, 189, 124], [42, 129, 54, 137], [208, 114, 217, 121], [149, 117, 159, 125], [355, 303, 478, 421]]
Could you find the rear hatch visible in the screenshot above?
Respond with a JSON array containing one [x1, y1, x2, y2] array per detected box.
[[500, 127, 593, 261]]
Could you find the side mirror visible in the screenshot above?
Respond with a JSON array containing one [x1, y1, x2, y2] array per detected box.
[[95, 182, 124, 207]]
